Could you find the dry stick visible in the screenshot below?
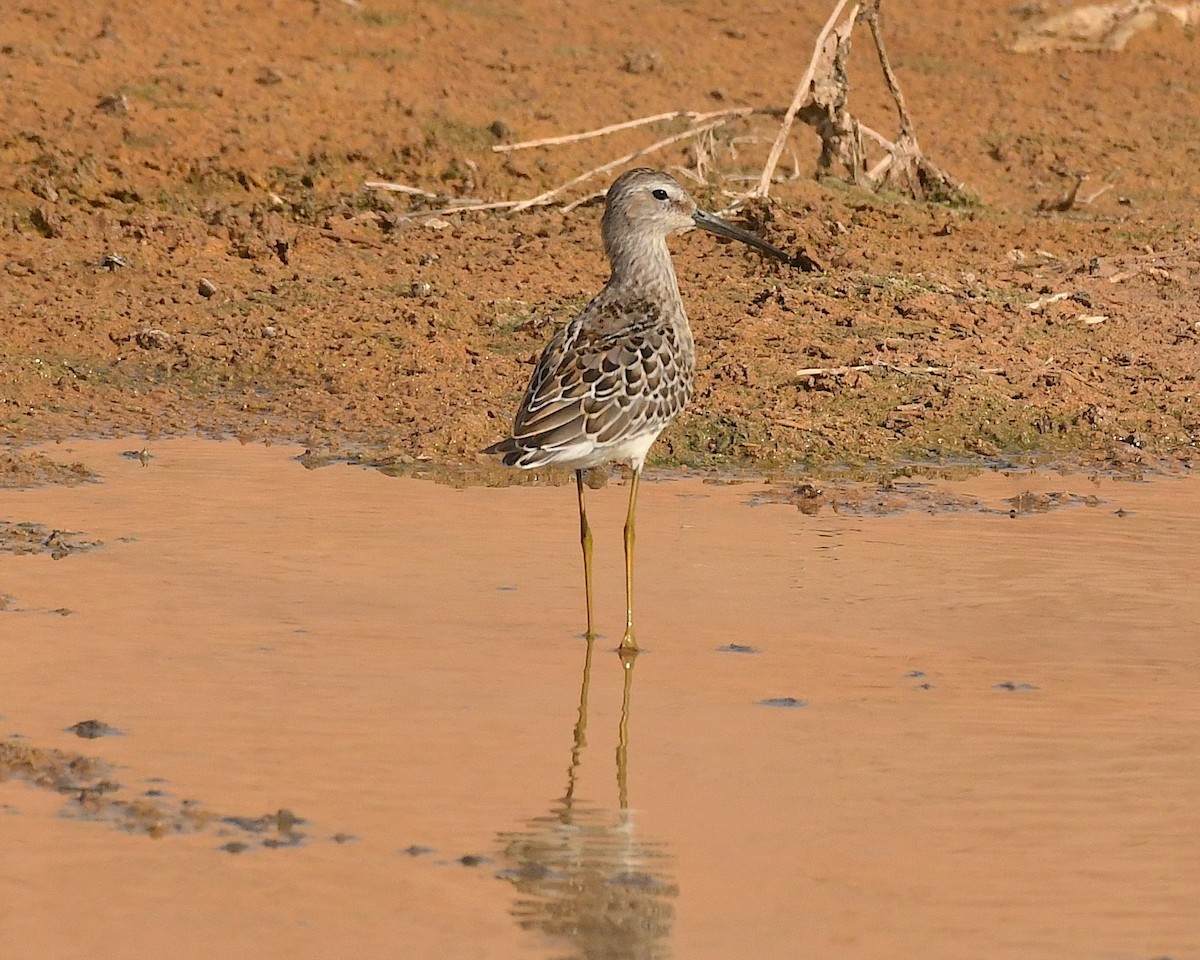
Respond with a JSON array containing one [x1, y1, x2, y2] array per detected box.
[[377, 118, 739, 221], [755, 0, 860, 197], [1026, 291, 1073, 311], [387, 197, 532, 221], [1041, 173, 1086, 212], [863, 2, 915, 142], [561, 189, 606, 213], [861, 2, 966, 200], [492, 107, 769, 153], [494, 112, 689, 152], [794, 363, 1004, 377], [860, 123, 900, 180], [363, 180, 442, 200], [1080, 182, 1115, 205], [866, 153, 894, 181], [859, 124, 893, 149], [507, 118, 736, 213]]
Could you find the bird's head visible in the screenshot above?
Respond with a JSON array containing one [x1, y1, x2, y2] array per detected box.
[[602, 168, 792, 265]]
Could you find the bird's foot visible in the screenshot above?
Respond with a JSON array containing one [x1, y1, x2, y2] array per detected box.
[[618, 629, 638, 654]]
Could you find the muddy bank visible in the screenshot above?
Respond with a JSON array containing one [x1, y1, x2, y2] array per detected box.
[[1, 1, 1198, 470]]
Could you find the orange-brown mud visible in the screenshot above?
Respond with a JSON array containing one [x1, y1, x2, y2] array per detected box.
[[2, 439, 1199, 958], [1, 0, 1199, 470], [4, 1, 1200, 955]]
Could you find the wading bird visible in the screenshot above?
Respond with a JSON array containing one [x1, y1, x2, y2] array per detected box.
[[487, 168, 793, 651]]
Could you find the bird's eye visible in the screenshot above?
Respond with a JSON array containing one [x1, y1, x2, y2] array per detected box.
[[651, 188, 670, 201]]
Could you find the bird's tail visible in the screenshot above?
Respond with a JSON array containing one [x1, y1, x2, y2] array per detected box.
[[482, 437, 521, 466]]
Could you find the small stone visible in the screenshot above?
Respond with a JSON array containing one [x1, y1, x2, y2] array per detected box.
[[32, 179, 59, 203], [134, 328, 173, 350], [95, 93, 129, 116], [198, 278, 217, 298], [65, 719, 123, 739], [622, 49, 662, 74]]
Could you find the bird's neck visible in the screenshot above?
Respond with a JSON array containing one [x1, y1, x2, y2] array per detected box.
[[603, 236, 682, 304]]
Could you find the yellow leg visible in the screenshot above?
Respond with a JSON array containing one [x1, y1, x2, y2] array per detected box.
[[620, 468, 641, 650], [576, 470, 596, 640]]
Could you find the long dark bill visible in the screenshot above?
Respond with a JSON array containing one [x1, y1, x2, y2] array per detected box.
[[693, 209, 793, 264]]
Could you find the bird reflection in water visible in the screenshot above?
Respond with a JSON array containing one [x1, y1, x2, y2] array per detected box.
[[496, 647, 677, 959]]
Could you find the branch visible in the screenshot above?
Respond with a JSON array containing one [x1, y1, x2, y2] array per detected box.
[[492, 107, 775, 153], [507, 117, 737, 213], [755, 0, 859, 197], [794, 363, 1004, 377], [863, 1, 914, 142], [360, 0, 972, 217], [363, 181, 442, 200]]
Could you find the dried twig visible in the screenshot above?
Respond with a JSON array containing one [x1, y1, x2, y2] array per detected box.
[[363, 180, 443, 200], [755, 0, 859, 196], [751, 0, 968, 203], [866, 6, 913, 142], [859, 2, 967, 200], [560, 190, 605, 213], [406, 198, 528, 219], [377, 117, 749, 221], [360, 0, 969, 217], [1026, 291, 1073, 311], [1038, 173, 1086, 212], [492, 107, 773, 153], [507, 118, 735, 213], [1080, 182, 1115, 205], [794, 363, 1004, 377]]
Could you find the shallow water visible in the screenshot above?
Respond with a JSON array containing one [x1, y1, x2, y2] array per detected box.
[[2, 439, 1198, 960]]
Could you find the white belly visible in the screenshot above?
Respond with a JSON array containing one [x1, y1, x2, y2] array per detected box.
[[527, 428, 663, 473]]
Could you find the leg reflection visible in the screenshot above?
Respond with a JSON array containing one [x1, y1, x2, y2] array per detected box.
[[616, 646, 637, 813], [496, 641, 676, 958], [565, 634, 595, 806]]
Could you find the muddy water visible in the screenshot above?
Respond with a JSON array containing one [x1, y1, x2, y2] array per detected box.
[[2, 439, 1198, 960]]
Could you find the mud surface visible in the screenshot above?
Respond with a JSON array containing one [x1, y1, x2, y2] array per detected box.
[[0, 737, 312, 849], [2, 439, 1198, 959], [1, 450, 98, 488], [0, 519, 103, 559], [2, 1, 1199, 470]]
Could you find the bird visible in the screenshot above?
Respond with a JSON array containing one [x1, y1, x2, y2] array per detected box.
[[486, 168, 793, 652]]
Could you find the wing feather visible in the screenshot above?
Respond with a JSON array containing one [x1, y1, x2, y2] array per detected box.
[[490, 292, 694, 468]]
